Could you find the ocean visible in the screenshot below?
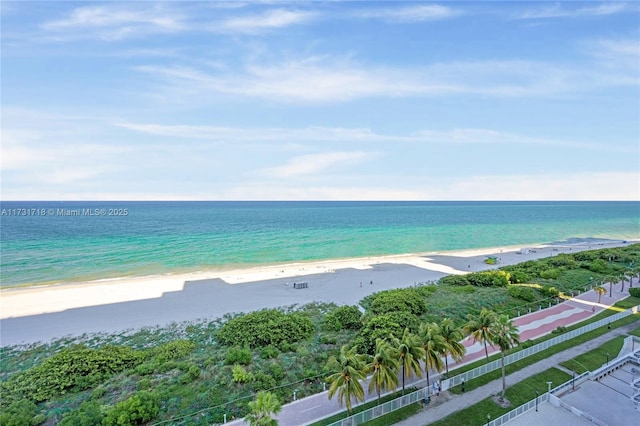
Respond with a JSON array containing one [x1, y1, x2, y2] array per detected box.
[[0, 201, 638, 288]]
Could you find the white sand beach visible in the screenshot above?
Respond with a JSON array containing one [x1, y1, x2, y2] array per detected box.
[[0, 239, 634, 346]]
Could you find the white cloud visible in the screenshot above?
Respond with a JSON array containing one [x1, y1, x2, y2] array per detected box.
[[135, 53, 638, 104], [115, 122, 630, 153], [260, 151, 377, 178], [218, 9, 316, 33], [356, 5, 459, 22], [517, 2, 631, 19], [41, 5, 184, 40]]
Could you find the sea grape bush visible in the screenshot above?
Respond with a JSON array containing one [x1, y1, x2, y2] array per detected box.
[[322, 305, 363, 331], [360, 288, 428, 315], [215, 309, 314, 348], [1, 345, 144, 403]]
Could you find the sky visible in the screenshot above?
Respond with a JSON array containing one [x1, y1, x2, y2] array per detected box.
[[1, 1, 639, 201]]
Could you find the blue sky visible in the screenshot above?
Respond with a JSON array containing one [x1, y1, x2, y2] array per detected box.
[[2, 1, 638, 200]]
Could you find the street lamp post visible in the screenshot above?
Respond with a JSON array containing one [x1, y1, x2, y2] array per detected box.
[[572, 370, 575, 391], [606, 353, 610, 366], [547, 381, 552, 393], [461, 378, 465, 393], [486, 414, 491, 426], [535, 390, 539, 411]]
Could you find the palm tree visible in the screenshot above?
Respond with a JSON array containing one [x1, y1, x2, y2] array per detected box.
[[418, 322, 446, 387], [326, 345, 366, 414], [465, 308, 497, 362], [390, 328, 424, 394], [491, 315, 520, 401], [439, 318, 466, 374], [364, 338, 399, 405], [594, 286, 606, 304], [245, 391, 282, 426]]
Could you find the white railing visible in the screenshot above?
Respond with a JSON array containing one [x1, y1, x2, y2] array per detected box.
[[324, 387, 431, 426], [488, 393, 549, 426]]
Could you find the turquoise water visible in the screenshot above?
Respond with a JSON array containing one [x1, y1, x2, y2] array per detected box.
[[1, 201, 638, 287]]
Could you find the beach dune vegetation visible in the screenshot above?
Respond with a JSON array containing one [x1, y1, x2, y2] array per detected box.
[[1, 345, 144, 404], [361, 288, 428, 316], [215, 309, 314, 348], [322, 305, 363, 331]]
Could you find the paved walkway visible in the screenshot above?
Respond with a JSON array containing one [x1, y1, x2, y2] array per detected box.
[[227, 282, 633, 426]]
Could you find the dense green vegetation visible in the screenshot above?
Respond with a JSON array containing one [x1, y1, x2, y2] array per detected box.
[[1, 244, 638, 425]]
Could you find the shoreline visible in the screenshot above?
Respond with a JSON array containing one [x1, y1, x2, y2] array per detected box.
[[0, 238, 636, 346]]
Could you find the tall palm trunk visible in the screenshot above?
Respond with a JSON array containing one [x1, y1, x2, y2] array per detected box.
[[501, 351, 506, 400], [484, 339, 489, 361]]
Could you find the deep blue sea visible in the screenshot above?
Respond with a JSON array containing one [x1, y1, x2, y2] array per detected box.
[[1, 201, 638, 287]]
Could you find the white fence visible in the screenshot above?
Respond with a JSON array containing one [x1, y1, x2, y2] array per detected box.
[[325, 387, 431, 426]]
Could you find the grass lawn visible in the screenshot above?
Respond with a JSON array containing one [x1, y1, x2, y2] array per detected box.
[[430, 368, 570, 426], [560, 336, 625, 374], [630, 327, 640, 338], [362, 402, 422, 426]]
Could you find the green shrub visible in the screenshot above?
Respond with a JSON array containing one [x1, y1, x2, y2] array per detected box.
[[91, 386, 107, 400], [1, 345, 144, 403], [59, 401, 104, 426], [507, 285, 536, 302], [269, 363, 284, 382], [150, 340, 195, 362], [225, 346, 253, 365], [136, 378, 152, 391], [0, 399, 41, 426], [540, 269, 560, 279], [438, 275, 470, 286], [216, 309, 314, 348], [540, 286, 560, 298], [589, 259, 608, 273], [509, 271, 530, 284], [252, 372, 277, 391], [362, 289, 427, 316], [466, 271, 510, 287], [134, 363, 156, 376], [259, 345, 280, 359], [322, 305, 363, 331], [232, 365, 253, 383], [629, 288, 640, 297], [103, 391, 159, 426]]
